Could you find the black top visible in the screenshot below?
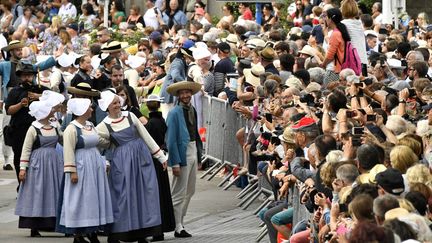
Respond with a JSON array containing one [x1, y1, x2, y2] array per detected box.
[[182, 106, 197, 142], [265, 63, 280, 75], [145, 111, 167, 150], [5, 84, 49, 129], [70, 69, 93, 88]]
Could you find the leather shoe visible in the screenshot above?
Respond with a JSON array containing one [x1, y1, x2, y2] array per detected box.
[[73, 236, 90, 243], [174, 230, 192, 238], [3, 164, 13, 170], [152, 234, 164, 241], [30, 229, 41, 237]]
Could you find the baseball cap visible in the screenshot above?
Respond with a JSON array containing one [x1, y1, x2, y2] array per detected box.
[[217, 42, 231, 53], [375, 168, 405, 195], [291, 117, 317, 131]]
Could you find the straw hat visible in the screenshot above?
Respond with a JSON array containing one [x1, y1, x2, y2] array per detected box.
[[166, 81, 201, 96], [223, 34, 239, 45], [67, 82, 100, 97], [1, 40, 25, 52], [101, 41, 126, 53], [244, 64, 265, 87], [260, 47, 276, 61], [299, 45, 316, 57], [279, 127, 295, 144], [246, 38, 266, 49]]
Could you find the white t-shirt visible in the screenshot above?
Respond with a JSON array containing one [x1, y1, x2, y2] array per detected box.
[[144, 7, 161, 30], [58, 3, 77, 24], [374, 13, 383, 25]]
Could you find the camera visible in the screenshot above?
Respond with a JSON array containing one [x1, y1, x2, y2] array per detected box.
[[140, 68, 151, 77], [346, 110, 355, 118], [366, 114, 376, 122], [408, 88, 416, 97], [352, 127, 364, 135], [299, 93, 315, 106], [265, 113, 273, 123], [362, 78, 373, 86]]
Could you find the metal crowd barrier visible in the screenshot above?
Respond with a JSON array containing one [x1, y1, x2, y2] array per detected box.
[[198, 95, 308, 242]]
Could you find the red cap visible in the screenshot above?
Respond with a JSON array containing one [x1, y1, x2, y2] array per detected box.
[[291, 117, 316, 130]]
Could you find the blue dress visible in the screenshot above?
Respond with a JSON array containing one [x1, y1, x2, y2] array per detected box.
[[105, 114, 161, 241], [15, 126, 63, 230], [57, 124, 114, 234]]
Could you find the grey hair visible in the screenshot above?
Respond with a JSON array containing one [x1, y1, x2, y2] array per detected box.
[[288, 40, 298, 56], [335, 164, 359, 184], [373, 194, 399, 219], [339, 68, 355, 81], [408, 50, 425, 62], [308, 67, 326, 84]]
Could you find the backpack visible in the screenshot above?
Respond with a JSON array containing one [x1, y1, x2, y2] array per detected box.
[[336, 41, 362, 75]]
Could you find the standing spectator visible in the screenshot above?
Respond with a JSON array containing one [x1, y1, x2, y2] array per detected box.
[[110, 0, 125, 29], [193, 8, 210, 27], [10, 0, 23, 23], [320, 8, 350, 74], [238, 3, 253, 21], [0, 1, 13, 33], [144, 0, 164, 30], [57, 0, 77, 24], [261, 4, 276, 26], [160, 39, 194, 116], [162, 0, 187, 29], [79, 3, 97, 31], [165, 81, 203, 238], [126, 5, 144, 26], [371, 2, 383, 25], [13, 7, 37, 30], [288, 0, 304, 27], [213, 42, 235, 97], [341, 0, 368, 75], [216, 4, 234, 28]]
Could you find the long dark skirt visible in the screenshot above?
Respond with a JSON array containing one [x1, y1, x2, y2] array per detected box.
[[153, 158, 175, 233]]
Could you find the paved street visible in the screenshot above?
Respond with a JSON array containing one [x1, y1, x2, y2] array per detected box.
[[0, 169, 262, 243]]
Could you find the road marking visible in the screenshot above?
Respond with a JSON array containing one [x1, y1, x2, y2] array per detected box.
[[0, 179, 15, 186], [0, 208, 18, 223]]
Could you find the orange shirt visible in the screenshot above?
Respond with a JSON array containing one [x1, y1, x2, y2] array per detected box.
[[325, 28, 345, 73]]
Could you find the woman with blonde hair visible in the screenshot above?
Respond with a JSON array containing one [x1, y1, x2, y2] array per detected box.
[[390, 145, 418, 174], [406, 164, 432, 188]]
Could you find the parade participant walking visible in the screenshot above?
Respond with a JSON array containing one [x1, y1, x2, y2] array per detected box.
[[166, 81, 203, 238], [15, 92, 64, 237], [5, 63, 49, 187], [96, 91, 168, 243], [58, 98, 113, 243], [144, 94, 175, 241]]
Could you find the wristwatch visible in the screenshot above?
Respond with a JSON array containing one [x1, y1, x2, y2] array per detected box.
[[399, 98, 406, 104]]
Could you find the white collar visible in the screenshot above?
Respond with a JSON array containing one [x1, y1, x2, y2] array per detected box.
[[71, 120, 92, 128], [103, 111, 129, 124], [32, 120, 58, 129]]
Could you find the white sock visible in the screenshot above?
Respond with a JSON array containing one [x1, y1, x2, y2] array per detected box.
[[175, 224, 184, 233]]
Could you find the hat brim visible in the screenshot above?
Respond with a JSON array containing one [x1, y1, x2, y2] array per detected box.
[[278, 134, 295, 144], [180, 48, 193, 58], [67, 86, 100, 97], [260, 53, 274, 61], [243, 69, 261, 87], [2, 43, 25, 52], [16, 69, 37, 75], [166, 81, 201, 96]]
